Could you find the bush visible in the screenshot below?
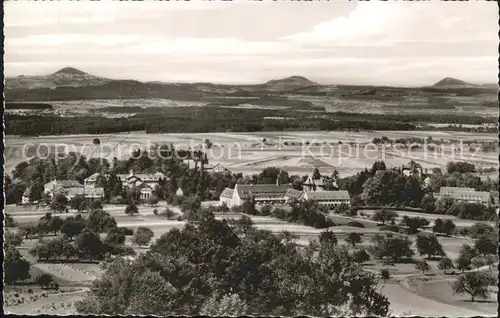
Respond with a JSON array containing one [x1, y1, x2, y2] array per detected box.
[[159, 208, 177, 220], [120, 227, 134, 236], [379, 225, 400, 233], [132, 227, 154, 246], [352, 249, 371, 264], [125, 202, 139, 215], [110, 196, 125, 205], [380, 269, 391, 280], [347, 221, 365, 228]]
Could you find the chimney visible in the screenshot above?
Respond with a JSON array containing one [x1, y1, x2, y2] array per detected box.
[[129, 169, 134, 177], [276, 176, 279, 186]]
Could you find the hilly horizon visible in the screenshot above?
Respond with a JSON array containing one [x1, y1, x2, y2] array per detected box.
[[8, 66, 489, 89], [5, 67, 497, 106]]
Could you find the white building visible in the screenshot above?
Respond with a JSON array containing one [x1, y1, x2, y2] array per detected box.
[[220, 184, 304, 208], [85, 170, 166, 199], [300, 190, 351, 208], [203, 163, 228, 174], [219, 188, 234, 207], [115, 170, 166, 190], [55, 186, 105, 201], [44, 180, 83, 198], [438, 187, 491, 205], [302, 175, 337, 192]]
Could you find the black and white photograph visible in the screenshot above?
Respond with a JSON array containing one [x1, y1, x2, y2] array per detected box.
[[3, 1, 499, 316]]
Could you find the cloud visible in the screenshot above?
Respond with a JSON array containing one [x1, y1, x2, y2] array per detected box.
[[4, 1, 236, 27], [281, 2, 497, 46]]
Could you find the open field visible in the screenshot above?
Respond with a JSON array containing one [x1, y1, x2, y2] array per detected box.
[[5, 130, 497, 177]]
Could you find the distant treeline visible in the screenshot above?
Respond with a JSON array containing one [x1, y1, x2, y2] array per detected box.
[[5, 107, 496, 136], [5, 102, 53, 110]]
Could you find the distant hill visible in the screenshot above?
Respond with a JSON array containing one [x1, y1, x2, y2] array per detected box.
[[5, 67, 111, 89], [432, 77, 477, 88], [264, 76, 318, 91]]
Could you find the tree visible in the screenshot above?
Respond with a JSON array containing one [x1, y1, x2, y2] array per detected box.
[[438, 257, 454, 274], [415, 260, 430, 275], [371, 209, 398, 225], [474, 235, 497, 256], [484, 254, 496, 271], [19, 224, 38, 239], [159, 208, 177, 220], [442, 219, 456, 236], [4, 245, 31, 284], [312, 168, 321, 179], [147, 195, 159, 206], [380, 268, 390, 281], [452, 272, 491, 302], [105, 227, 126, 245], [400, 216, 429, 234], [5, 213, 17, 227], [200, 293, 248, 316], [51, 193, 69, 212], [125, 202, 139, 216], [48, 215, 64, 235], [89, 199, 103, 210], [468, 223, 494, 239], [420, 194, 436, 214], [87, 209, 118, 233], [352, 249, 371, 264], [371, 235, 414, 263], [75, 229, 106, 261], [260, 204, 272, 216], [132, 227, 154, 246], [35, 274, 57, 290], [125, 270, 177, 315], [455, 244, 477, 272], [5, 231, 23, 247], [471, 256, 487, 269], [416, 234, 445, 259], [345, 232, 362, 247], [319, 230, 338, 247], [432, 218, 444, 234], [61, 216, 87, 239]]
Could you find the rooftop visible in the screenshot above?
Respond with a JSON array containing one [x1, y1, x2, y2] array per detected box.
[[236, 184, 291, 198], [220, 187, 234, 198], [439, 187, 490, 202], [303, 190, 351, 201]]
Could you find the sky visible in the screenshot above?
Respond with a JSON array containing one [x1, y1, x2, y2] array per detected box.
[[4, 1, 499, 86]]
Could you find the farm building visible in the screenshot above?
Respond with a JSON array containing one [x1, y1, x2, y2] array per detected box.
[[203, 163, 228, 174], [22, 187, 32, 204], [115, 170, 166, 190], [221, 183, 293, 207], [219, 183, 350, 208], [302, 172, 338, 192], [219, 188, 234, 207], [54, 186, 105, 201], [176, 187, 184, 197], [300, 190, 351, 207], [437, 187, 491, 205], [44, 180, 83, 198]]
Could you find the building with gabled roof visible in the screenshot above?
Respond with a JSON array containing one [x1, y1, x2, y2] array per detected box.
[[219, 187, 234, 207], [44, 180, 83, 197], [438, 187, 491, 205], [55, 186, 105, 201], [302, 173, 337, 192], [203, 163, 228, 174], [285, 188, 304, 200], [301, 190, 351, 207]]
